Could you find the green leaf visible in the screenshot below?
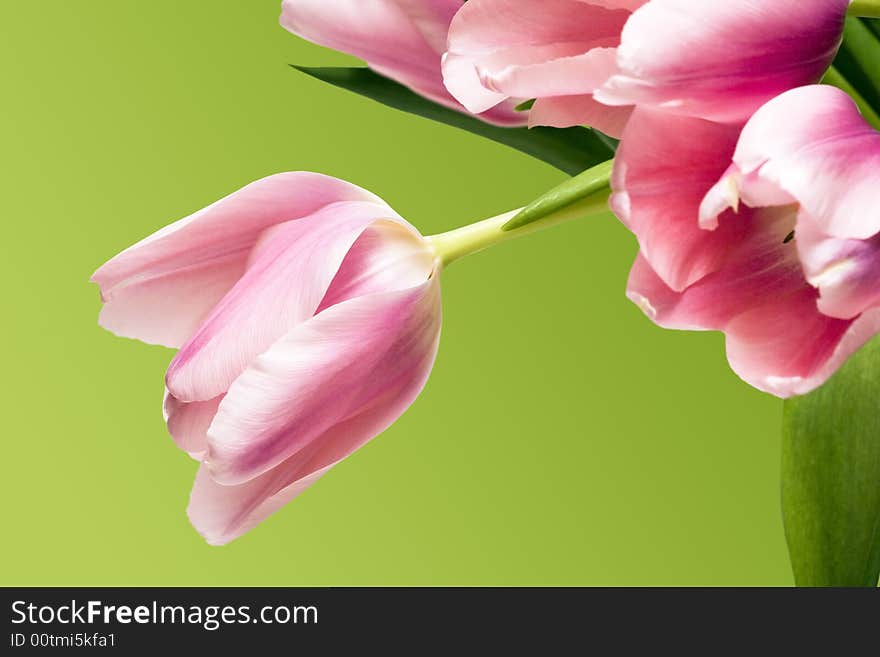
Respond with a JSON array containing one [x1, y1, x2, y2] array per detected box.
[[291, 66, 615, 176], [782, 335, 880, 587], [503, 160, 613, 231], [832, 18, 880, 111], [822, 67, 880, 130]]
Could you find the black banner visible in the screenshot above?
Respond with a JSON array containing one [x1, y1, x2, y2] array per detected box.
[[2, 588, 877, 650]]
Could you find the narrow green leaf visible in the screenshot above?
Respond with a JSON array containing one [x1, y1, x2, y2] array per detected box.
[[503, 160, 613, 231], [291, 66, 615, 176], [831, 18, 880, 111], [782, 335, 880, 587]]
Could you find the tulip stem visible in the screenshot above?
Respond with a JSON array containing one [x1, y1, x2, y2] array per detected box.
[[427, 179, 611, 268], [822, 66, 880, 130], [849, 0, 880, 18]]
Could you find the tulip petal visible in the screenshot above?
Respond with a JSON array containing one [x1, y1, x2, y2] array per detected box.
[[611, 109, 746, 291], [795, 217, 880, 321], [627, 205, 861, 398], [91, 173, 382, 348], [476, 46, 620, 101], [165, 202, 413, 402], [530, 95, 633, 136], [595, 0, 849, 123], [281, 0, 456, 92], [206, 277, 442, 486], [187, 360, 435, 545], [163, 391, 223, 460], [440, 52, 510, 114], [585, 0, 647, 9], [188, 460, 331, 546], [281, 0, 524, 126], [443, 0, 629, 113], [728, 85, 880, 240]]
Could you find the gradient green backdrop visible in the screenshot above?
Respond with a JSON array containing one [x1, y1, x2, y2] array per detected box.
[[0, 1, 790, 585]]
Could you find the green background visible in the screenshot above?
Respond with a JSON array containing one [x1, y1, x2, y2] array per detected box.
[[0, 1, 789, 585]]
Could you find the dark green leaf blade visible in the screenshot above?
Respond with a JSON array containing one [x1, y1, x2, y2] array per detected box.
[[291, 66, 614, 176], [832, 17, 880, 111], [782, 335, 880, 587]]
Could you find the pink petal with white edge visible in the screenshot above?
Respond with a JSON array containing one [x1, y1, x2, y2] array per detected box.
[[699, 164, 797, 230], [530, 95, 633, 136], [728, 85, 880, 240], [91, 173, 381, 348], [795, 216, 880, 320], [440, 52, 510, 114], [163, 391, 223, 460], [443, 0, 630, 113], [595, 0, 849, 124], [611, 109, 746, 291], [280, 0, 524, 126], [206, 276, 441, 486], [476, 46, 620, 101], [165, 201, 409, 403], [188, 331, 438, 546], [627, 204, 865, 398]]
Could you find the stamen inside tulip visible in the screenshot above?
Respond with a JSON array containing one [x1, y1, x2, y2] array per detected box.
[[723, 175, 740, 214]]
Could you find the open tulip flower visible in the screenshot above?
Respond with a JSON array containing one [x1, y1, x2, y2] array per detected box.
[[618, 85, 880, 397], [92, 173, 443, 544], [443, 0, 850, 135], [280, 0, 526, 126]]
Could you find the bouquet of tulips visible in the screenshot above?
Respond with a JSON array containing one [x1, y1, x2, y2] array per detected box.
[[91, 0, 880, 585]]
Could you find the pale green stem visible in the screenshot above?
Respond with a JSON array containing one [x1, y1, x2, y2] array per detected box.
[[823, 66, 880, 130], [849, 0, 880, 18], [427, 187, 611, 269]]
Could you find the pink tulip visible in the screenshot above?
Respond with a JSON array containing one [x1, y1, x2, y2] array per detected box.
[[616, 86, 880, 398], [443, 0, 849, 136], [279, 0, 525, 126], [92, 173, 442, 544]]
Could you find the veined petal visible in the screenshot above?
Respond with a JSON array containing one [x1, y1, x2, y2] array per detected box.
[[188, 460, 332, 546], [582, 0, 648, 9], [627, 205, 858, 398], [389, 0, 465, 53], [163, 391, 223, 460], [91, 173, 382, 347], [281, 0, 455, 96], [611, 109, 745, 291], [280, 0, 525, 126], [443, 0, 629, 112], [796, 217, 880, 320], [165, 201, 408, 402], [205, 278, 442, 486], [730, 85, 880, 240], [476, 46, 620, 100], [188, 278, 442, 547], [596, 0, 849, 123], [441, 52, 510, 114]]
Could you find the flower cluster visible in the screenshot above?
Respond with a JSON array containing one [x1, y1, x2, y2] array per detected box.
[[93, 0, 880, 543], [438, 0, 880, 397]]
